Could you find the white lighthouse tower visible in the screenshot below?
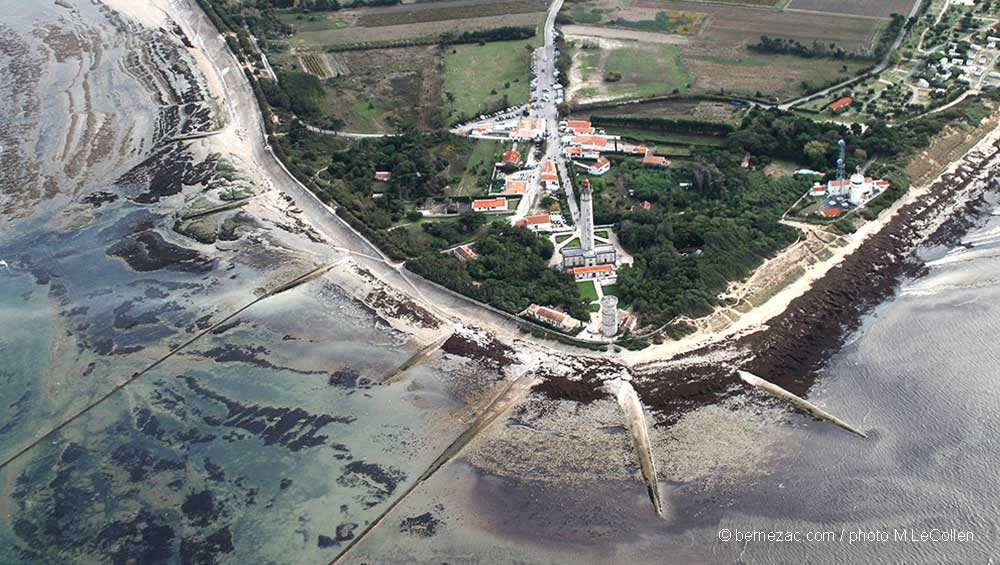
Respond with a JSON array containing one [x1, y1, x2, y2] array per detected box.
[[579, 177, 595, 253], [600, 295, 619, 338]]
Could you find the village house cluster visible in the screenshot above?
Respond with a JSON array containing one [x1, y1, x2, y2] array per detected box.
[[558, 119, 669, 177]]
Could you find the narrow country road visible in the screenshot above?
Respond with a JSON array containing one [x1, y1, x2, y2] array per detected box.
[[779, 0, 925, 110]]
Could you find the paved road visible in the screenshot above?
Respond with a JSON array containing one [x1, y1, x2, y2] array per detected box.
[[173, 0, 600, 349], [538, 0, 579, 224], [779, 0, 925, 111]]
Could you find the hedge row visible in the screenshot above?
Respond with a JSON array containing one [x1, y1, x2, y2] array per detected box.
[[589, 115, 735, 136]]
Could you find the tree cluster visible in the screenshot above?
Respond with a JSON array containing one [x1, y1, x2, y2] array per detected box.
[[408, 224, 590, 320]]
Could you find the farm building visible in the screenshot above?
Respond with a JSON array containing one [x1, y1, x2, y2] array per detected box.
[[471, 197, 508, 212]]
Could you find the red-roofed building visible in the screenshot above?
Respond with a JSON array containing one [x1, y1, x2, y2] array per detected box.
[[562, 119, 592, 133], [566, 264, 615, 281], [472, 197, 508, 212], [821, 207, 842, 218], [827, 97, 853, 112], [514, 213, 552, 231], [453, 245, 478, 261], [642, 155, 669, 167], [374, 171, 392, 182], [504, 179, 527, 195], [540, 160, 559, 189], [620, 144, 650, 156], [502, 150, 520, 164], [524, 303, 580, 330], [631, 200, 652, 213], [576, 156, 610, 176]]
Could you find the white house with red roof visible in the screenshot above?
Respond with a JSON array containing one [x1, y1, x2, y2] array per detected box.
[[642, 155, 669, 167], [540, 160, 559, 190], [374, 171, 392, 182], [524, 304, 581, 330], [566, 264, 616, 282], [514, 213, 552, 232], [574, 156, 611, 176], [471, 197, 508, 212]]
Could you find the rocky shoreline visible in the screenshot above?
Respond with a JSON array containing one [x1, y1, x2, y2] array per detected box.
[[631, 139, 1000, 425]]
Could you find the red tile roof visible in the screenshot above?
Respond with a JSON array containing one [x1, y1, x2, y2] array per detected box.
[[828, 97, 853, 111], [472, 197, 507, 210], [527, 304, 570, 324], [504, 180, 527, 194], [572, 135, 609, 148], [524, 214, 550, 225], [374, 171, 392, 181], [541, 160, 558, 181], [565, 119, 591, 130], [821, 208, 842, 217], [642, 155, 668, 166], [502, 150, 520, 163], [567, 265, 613, 274], [455, 245, 478, 260]]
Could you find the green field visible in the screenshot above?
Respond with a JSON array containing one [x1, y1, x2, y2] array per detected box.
[[601, 284, 620, 298], [602, 44, 691, 100], [562, 237, 581, 249], [555, 233, 573, 243], [577, 280, 599, 302], [445, 37, 540, 120], [594, 229, 609, 239], [453, 140, 504, 196]]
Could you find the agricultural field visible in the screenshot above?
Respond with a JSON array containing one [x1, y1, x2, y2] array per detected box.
[[785, 0, 918, 19], [277, 0, 547, 47], [562, 0, 888, 104], [269, 45, 446, 132], [567, 41, 691, 102], [578, 99, 748, 126], [444, 37, 539, 120]]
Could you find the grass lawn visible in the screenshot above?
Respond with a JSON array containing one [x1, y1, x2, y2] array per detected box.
[[603, 44, 690, 100], [594, 229, 609, 239], [445, 37, 540, 120], [453, 140, 503, 196], [601, 284, 620, 298], [555, 233, 573, 243], [562, 237, 581, 249], [577, 280, 599, 302]]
